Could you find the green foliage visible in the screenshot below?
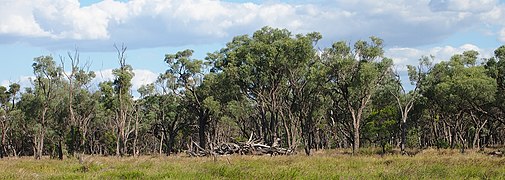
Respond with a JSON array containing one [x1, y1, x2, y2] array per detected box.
[[406, 127, 420, 149], [436, 139, 450, 149], [3, 26, 505, 159]]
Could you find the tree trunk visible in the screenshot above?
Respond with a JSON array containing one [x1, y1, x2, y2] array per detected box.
[[0, 126, 4, 158], [116, 129, 121, 156], [353, 125, 360, 153], [400, 118, 407, 154], [159, 131, 164, 155], [351, 110, 362, 154], [0, 144, 3, 158], [167, 132, 176, 156], [35, 107, 48, 160], [198, 111, 207, 149], [58, 139, 63, 160], [133, 118, 139, 157]]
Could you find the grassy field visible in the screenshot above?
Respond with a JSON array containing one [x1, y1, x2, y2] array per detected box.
[[1, 148, 504, 179]]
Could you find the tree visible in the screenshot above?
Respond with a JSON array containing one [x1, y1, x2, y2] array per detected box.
[[484, 46, 505, 125], [31, 56, 63, 159], [363, 105, 398, 155], [60, 49, 96, 158], [323, 37, 393, 153], [0, 85, 9, 158], [162, 49, 210, 149], [111, 44, 135, 156], [214, 27, 321, 151], [391, 55, 432, 154], [423, 51, 496, 151]]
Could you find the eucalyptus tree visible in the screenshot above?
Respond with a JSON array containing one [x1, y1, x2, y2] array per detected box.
[[391, 55, 433, 154], [0, 86, 9, 158], [424, 51, 496, 150], [161, 49, 212, 149], [322, 37, 393, 153], [96, 81, 117, 155], [96, 44, 136, 156], [214, 27, 322, 150], [31, 56, 63, 159], [282, 32, 325, 155], [2, 83, 21, 157], [485, 45, 505, 125], [60, 50, 96, 156]]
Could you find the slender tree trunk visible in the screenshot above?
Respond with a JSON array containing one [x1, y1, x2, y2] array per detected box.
[[472, 114, 488, 149], [0, 122, 5, 158], [116, 128, 121, 156], [57, 139, 63, 160], [35, 107, 48, 159], [159, 131, 164, 155], [133, 117, 139, 157]]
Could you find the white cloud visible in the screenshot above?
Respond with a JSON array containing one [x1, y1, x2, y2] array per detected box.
[[499, 28, 505, 42], [386, 43, 494, 89], [131, 69, 158, 91], [386, 43, 493, 71], [0, 0, 505, 50], [0, 76, 34, 91], [429, 0, 498, 13]]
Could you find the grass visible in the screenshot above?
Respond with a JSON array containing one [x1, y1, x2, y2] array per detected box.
[[1, 148, 504, 179]]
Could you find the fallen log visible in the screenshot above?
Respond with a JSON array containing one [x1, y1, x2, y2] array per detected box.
[[187, 136, 294, 157]]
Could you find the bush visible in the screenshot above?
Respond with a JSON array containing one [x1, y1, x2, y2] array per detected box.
[[436, 139, 450, 149]]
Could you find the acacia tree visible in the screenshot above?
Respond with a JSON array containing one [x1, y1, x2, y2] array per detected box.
[[323, 38, 393, 153]]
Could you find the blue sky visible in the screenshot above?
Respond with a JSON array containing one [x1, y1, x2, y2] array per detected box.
[[1, 0, 505, 92]]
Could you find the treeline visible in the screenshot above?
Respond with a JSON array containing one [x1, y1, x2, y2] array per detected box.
[[0, 27, 504, 159]]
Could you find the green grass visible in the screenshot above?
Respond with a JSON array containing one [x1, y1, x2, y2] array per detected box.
[[1, 149, 504, 179]]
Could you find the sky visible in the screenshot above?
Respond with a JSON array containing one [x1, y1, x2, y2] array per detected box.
[[1, 0, 505, 94]]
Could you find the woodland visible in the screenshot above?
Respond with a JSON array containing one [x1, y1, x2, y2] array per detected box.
[[0, 26, 504, 159]]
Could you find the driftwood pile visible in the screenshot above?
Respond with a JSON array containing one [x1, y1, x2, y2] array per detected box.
[[488, 150, 503, 157], [187, 134, 294, 157]]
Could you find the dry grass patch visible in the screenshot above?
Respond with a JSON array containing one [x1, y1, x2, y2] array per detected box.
[[0, 149, 504, 179]]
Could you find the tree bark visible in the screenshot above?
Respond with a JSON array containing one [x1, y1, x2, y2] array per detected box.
[[198, 113, 207, 149], [35, 107, 48, 160], [400, 119, 407, 153]]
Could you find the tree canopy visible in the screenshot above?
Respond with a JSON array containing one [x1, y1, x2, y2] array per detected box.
[[1, 27, 504, 159]]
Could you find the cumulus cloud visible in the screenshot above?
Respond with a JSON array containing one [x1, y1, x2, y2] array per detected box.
[[1, 0, 505, 50], [429, 0, 498, 13]]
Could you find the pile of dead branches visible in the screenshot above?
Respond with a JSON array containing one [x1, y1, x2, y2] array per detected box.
[[187, 134, 294, 157]]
